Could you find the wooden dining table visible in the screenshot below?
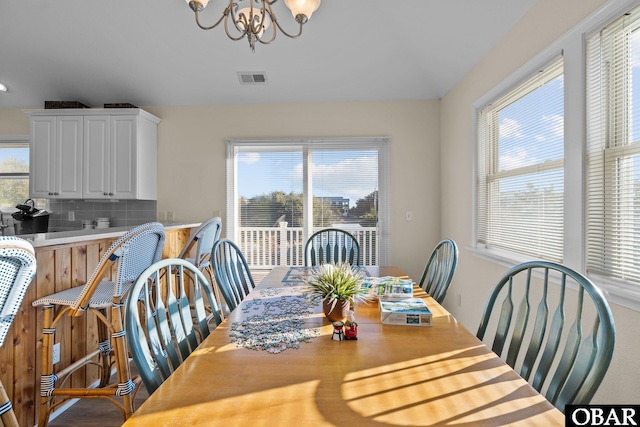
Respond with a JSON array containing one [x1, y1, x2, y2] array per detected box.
[[122, 266, 565, 426]]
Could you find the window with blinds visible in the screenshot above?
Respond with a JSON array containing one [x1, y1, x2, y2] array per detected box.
[[476, 57, 564, 261], [0, 137, 35, 208], [586, 5, 640, 283], [227, 138, 390, 267]]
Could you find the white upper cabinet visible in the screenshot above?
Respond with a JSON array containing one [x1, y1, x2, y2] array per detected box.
[[29, 115, 83, 198], [26, 108, 160, 200]]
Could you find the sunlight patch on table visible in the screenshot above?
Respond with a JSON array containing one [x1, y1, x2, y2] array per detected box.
[[343, 345, 488, 382], [132, 380, 324, 424], [341, 350, 519, 425]]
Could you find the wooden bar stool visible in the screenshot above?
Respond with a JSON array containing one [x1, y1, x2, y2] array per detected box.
[[177, 217, 221, 273], [0, 237, 37, 427], [178, 217, 223, 318], [32, 223, 165, 426]]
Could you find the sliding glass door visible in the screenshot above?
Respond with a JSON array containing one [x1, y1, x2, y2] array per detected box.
[[227, 138, 389, 268]]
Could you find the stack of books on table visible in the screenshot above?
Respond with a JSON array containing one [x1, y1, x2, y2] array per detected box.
[[378, 298, 432, 327], [363, 276, 414, 300], [362, 277, 432, 327]]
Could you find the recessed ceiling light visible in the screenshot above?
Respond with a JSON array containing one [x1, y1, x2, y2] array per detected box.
[[0, 83, 7, 92]]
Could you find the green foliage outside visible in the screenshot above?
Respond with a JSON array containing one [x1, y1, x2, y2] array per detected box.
[[240, 190, 378, 228], [0, 157, 29, 207]]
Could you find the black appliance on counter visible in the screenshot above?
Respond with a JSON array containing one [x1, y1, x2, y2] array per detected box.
[[12, 199, 49, 234]]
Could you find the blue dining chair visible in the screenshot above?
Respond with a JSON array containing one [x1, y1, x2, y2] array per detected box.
[[476, 261, 615, 411], [212, 239, 255, 313], [418, 238, 458, 304], [125, 258, 222, 394], [0, 237, 36, 427], [304, 228, 360, 266]]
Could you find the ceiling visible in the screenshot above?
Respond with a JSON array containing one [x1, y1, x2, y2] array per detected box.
[[0, 0, 537, 109]]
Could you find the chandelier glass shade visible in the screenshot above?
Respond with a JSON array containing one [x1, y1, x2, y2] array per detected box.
[[185, 0, 321, 51]]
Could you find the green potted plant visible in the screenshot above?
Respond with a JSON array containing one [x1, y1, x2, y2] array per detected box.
[[305, 262, 370, 322]]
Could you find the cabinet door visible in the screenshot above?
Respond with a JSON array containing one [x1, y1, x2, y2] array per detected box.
[[30, 116, 56, 198], [83, 115, 111, 198], [55, 116, 83, 198], [110, 116, 137, 199], [29, 115, 83, 198]]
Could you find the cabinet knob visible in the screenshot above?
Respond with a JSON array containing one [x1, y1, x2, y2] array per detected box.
[[48, 192, 54, 196], [103, 192, 108, 196], [109, 193, 114, 196], [54, 192, 59, 196]]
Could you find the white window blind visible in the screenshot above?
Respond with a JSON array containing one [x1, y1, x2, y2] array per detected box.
[[236, 148, 303, 229], [586, 5, 640, 283], [477, 57, 564, 261]]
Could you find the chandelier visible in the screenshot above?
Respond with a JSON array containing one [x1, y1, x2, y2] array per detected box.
[[185, 0, 322, 52]]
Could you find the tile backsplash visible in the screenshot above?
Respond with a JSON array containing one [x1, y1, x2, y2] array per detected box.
[[47, 199, 157, 231]]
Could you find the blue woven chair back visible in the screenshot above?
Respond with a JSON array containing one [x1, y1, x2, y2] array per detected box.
[[476, 261, 615, 410], [212, 239, 255, 312], [178, 217, 221, 269], [125, 258, 222, 394], [0, 237, 36, 347], [304, 228, 360, 266], [419, 238, 458, 304], [69, 222, 165, 309], [113, 223, 166, 296]]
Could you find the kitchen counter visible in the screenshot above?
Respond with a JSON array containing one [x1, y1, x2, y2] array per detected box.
[[15, 222, 200, 248], [5, 221, 201, 426]]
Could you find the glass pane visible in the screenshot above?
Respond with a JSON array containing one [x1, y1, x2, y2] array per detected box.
[[497, 75, 564, 172], [311, 149, 379, 228], [234, 144, 383, 267], [597, 152, 640, 282], [0, 146, 29, 173], [632, 28, 640, 143], [237, 150, 303, 227], [490, 169, 564, 260], [0, 178, 30, 207]]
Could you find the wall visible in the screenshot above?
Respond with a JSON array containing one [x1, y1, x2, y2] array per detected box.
[[143, 100, 440, 279], [0, 99, 441, 280], [0, 110, 157, 232], [440, 0, 637, 404]]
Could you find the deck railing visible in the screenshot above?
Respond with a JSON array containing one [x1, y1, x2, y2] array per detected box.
[[238, 225, 378, 268]]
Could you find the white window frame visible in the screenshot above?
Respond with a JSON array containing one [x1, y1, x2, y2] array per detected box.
[[226, 137, 391, 265], [476, 56, 564, 263], [471, 0, 640, 312]]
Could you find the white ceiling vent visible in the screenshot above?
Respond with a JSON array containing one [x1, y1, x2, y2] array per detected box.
[[238, 72, 268, 85]]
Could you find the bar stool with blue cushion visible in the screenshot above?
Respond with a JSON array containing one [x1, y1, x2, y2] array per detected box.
[[0, 237, 36, 427], [212, 238, 255, 313], [125, 258, 223, 394], [32, 222, 165, 426], [304, 228, 360, 266], [178, 217, 222, 308], [418, 238, 458, 304], [476, 261, 615, 411], [177, 217, 221, 273]]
